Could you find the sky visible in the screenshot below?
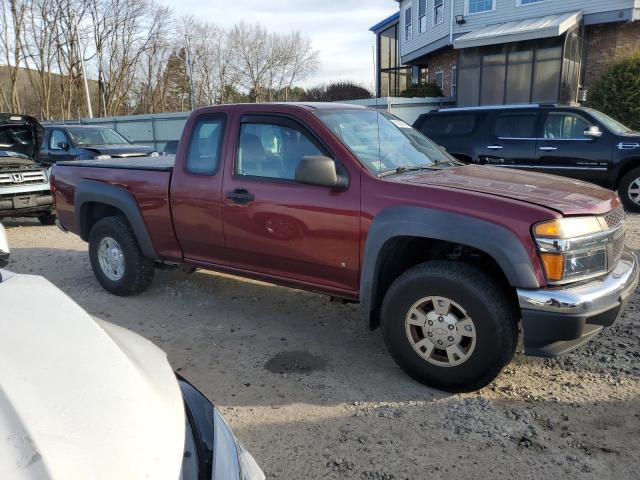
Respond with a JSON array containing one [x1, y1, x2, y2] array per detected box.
[[164, 0, 397, 91]]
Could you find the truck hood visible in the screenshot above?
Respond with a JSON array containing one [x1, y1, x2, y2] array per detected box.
[[387, 164, 619, 215], [0, 113, 43, 161], [0, 272, 185, 480], [84, 144, 155, 157]]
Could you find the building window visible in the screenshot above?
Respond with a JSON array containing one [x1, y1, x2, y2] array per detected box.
[[467, 0, 494, 14], [451, 66, 457, 97], [377, 23, 412, 97], [456, 35, 576, 107], [434, 0, 444, 26], [404, 7, 413, 41], [517, 0, 546, 5], [434, 71, 444, 92], [418, 0, 427, 33]]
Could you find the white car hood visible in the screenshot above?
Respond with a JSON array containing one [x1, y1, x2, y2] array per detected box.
[[0, 271, 185, 480]]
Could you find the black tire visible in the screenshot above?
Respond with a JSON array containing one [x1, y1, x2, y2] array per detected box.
[[381, 260, 517, 393], [88, 216, 154, 296], [37, 213, 57, 225], [618, 167, 640, 212]]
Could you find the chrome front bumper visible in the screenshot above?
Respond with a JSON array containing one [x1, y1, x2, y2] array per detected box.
[[517, 249, 639, 356]]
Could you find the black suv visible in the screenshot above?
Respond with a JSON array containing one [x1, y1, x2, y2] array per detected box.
[[414, 105, 640, 211]]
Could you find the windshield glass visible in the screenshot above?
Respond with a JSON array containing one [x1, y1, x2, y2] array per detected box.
[[315, 109, 461, 175], [585, 108, 636, 135], [67, 127, 131, 146]]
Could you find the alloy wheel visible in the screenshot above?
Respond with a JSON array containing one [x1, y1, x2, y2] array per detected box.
[[405, 296, 477, 367]]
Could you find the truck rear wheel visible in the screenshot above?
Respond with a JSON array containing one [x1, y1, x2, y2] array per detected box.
[[381, 260, 517, 393], [618, 167, 640, 212], [89, 216, 154, 296]]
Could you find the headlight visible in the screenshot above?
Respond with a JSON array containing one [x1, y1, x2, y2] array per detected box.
[[179, 377, 265, 480], [149, 151, 160, 158], [213, 408, 265, 480], [533, 216, 622, 284], [95, 154, 111, 160]]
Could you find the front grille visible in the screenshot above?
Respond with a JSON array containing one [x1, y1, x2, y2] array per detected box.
[[604, 205, 625, 229], [0, 170, 47, 186]]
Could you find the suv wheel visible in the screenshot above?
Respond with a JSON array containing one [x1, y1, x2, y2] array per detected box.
[[381, 260, 517, 392], [89, 216, 154, 296], [618, 167, 640, 212], [37, 213, 57, 225]]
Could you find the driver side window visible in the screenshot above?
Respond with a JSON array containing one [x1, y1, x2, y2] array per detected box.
[[236, 122, 323, 180], [49, 129, 68, 150], [544, 113, 591, 140]]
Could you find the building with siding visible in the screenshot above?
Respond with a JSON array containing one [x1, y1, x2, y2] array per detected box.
[[371, 0, 640, 105]]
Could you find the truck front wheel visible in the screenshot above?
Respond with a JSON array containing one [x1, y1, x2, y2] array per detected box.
[[381, 261, 517, 393], [88, 216, 154, 296], [618, 167, 640, 212]]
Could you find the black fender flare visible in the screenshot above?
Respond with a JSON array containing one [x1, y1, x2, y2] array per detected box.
[[74, 180, 158, 260], [360, 206, 540, 320]]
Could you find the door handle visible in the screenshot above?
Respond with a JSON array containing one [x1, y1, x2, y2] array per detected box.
[[486, 145, 503, 150], [226, 189, 255, 205], [539, 146, 558, 151]]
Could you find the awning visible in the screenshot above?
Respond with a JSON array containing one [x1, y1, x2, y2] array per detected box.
[[453, 11, 582, 49]]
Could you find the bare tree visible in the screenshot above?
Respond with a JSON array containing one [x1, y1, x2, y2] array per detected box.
[[1, 2, 319, 118], [0, 0, 28, 111]]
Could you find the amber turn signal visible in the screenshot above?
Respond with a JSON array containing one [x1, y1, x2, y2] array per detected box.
[[539, 253, 564, 281]]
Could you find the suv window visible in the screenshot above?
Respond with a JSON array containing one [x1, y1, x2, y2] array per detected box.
[[494, 113, 537, 139], [421, 114, 476, 136], [236, 122, 323, 180], [544, 112, 591, 139], [50, 129, 68, 150], [185, 116, 226, 175]]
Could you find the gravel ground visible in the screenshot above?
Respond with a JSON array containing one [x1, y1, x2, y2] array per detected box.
[[3, 213, 640, 480]]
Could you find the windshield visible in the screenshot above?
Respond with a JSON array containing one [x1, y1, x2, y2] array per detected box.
[[315, 109, 461, 175], [585, 108, 636, 135], [67, 127, 131, 146]]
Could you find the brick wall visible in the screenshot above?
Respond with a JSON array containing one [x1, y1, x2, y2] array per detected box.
[[417, 47, 459, 97], [584, 21, 640, 91]]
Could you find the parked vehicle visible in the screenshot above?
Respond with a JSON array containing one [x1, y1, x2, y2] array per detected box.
[[0, 113, 55, 225], [0, 222, 265, 480], [39, 125, 159, 165], [52, 103, 639, 392], [413, 104, 640, 211]]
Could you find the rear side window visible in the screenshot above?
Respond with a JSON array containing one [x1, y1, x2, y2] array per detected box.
[[494, 114, 537, 139], [185, 116, 226, 175], [420, 114, 476, 136]]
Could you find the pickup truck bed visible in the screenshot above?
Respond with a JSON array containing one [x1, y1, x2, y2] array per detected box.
[[57, 156, 175, 171]]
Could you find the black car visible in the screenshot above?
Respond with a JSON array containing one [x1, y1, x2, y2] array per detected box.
[[414, 104, 640, 211], [39, 125, 158, 165]]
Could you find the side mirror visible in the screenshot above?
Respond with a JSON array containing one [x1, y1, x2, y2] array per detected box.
[[0, 223, 9, 269], [584, 126, 603, 139], [57, 141, 69, 150], [295, 156, 348, 189]]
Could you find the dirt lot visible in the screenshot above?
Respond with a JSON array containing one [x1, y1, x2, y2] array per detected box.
[[3, 214, 640, 480]]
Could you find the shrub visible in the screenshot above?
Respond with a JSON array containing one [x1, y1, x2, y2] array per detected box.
[[586, 52, 640, 131], [399, 83, 443, 98]]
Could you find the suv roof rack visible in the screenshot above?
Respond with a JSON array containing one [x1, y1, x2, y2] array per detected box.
[[434, 103, 558, 113]]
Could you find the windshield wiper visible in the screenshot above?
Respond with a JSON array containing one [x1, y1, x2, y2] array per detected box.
[[378, 163, 446, 178]]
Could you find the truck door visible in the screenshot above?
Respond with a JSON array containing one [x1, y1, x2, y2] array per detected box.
[[221, 114, 361, 295], [534, 110, 612, 184], [171, 113, 229, 265], [482, 111, 539, 169]]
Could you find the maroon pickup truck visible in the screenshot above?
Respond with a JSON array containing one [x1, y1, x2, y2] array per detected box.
[[52, 103, 639, 392]]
